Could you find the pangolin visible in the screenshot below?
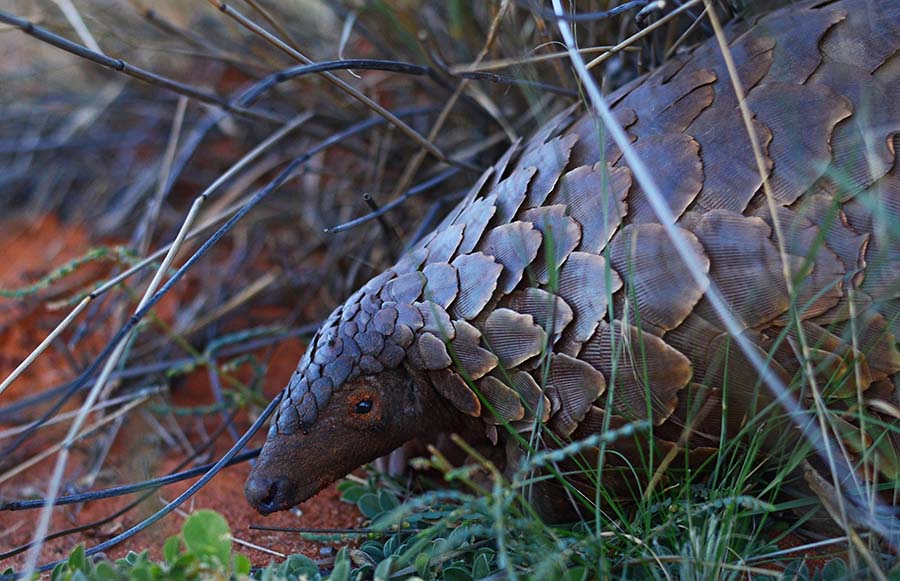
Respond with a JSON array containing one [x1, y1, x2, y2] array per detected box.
[[245, 0, 900, 519]]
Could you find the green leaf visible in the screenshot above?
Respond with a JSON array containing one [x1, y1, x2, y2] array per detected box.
[[50, 562, 66, 581], [129, 564, 153, 581], [358, 493, 383, 518], [447, 526, 470, 548], [162, 536, 181, 565], [94, 561, 119, 581], [819, 558, 847, 581], [442, 565, 473, 581], [327, 548, 351, 581], [373, 556, 394, 581], [383, 535, 399, 556], [378, 490, 400, 512], [67, 544, 87, 573], [562, 566, 589, 581], [278, 554, 321, 579], [181, 510, 232, 567], [783, 560, 810, 581], [415, 553, 430, 577], [233, 553, 251, 576], [472, 553, 492, 579], [338, 481, 366, 503], [360, 540, 385, 561]]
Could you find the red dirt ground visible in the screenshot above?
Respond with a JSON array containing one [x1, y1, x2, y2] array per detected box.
[[0, 215, 363, 572]]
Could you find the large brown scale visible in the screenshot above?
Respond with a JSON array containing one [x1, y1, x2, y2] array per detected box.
[[246, 0, 900, 520]]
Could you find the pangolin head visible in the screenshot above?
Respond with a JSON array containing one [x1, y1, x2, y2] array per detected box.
[[244, 261, 480, 515]]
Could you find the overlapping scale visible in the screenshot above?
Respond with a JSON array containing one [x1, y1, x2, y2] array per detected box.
[[516, 134, 579, 208], [451, 252, 504, 320], [421, 262, 459, 308], [687, 210, 790, 329], [454, 194, 498, 255], [610, 223, 709, 332], [425, 223, 465, 264], [449, 320, 499, 381], [479, 222, 543, 294], [746, 82, 851, 206], [493, 166, 537, 225], [580, 320, 691, 424], [547, 353, 606, 436], [483, 308, 547, 369], [519, 205, 582, 285], [479, 376, 526, 424], [429, 368, 481, 417], [548, 163, 629, 253], [555, 252, 622, 348], [623, 134, 702, 223], [502, 288, 573, 341]]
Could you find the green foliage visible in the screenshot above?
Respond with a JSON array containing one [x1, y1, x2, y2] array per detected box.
[[324, 446, 880, 580], [43, 510, 253, 581]]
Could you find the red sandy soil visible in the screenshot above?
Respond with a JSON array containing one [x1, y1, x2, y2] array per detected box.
[[0, 215, 363, 572]]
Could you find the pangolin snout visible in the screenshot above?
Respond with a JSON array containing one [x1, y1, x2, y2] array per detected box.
[[244, 472, 294, 515]]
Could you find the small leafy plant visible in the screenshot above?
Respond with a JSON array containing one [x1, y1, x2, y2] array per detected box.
[[43, 510, 251, 580]]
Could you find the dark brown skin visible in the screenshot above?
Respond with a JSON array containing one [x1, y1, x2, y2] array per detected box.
[[245, 366, 476, 514]]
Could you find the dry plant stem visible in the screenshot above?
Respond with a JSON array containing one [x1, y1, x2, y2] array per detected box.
[[133, 2, 261, 73], [0, 298, 90, 398], [241, 0, 302, 55], [747, 534, 853, 562], [21, 192, 204, 575], [585, 0, 701, 70], [136, 96, 189, 255], [0, 392, 151, 485], [804, 462, 888, 580], [700, 0, 859, 547], [177, 270, 279, 337], [0, 387, 163, 441], [13, 110, 401, 571], [33, 395, 279, 574], [664, 3, 710, 61], [206, 0, 468, 170], [0, 11, 284, 125], [550, 0, 898, 543], [0, 114, 310, 400], [16, 114, 309, 575], [449, 46, 636, 74], [389, 0, 512, 202], [0, 414, 251, 562], [598, 530, 671, 580], [49, 0, 101, 53]]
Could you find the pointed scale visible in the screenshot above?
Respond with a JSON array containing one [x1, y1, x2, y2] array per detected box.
[[450, 252, 503, 320], [483, 308, 547, 369], [554, 251, 622, 348], [579, 320, 691, 425], [548, 162, 630, 253], [519, 205, 582, 285], [610, 223, 709, 332], [547, 353, 606, 437], [479, 376, 526, 424], [479, 221, 543, 294]]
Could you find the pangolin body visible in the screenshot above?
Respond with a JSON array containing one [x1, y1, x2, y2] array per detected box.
[[246, 0, 900, 517]]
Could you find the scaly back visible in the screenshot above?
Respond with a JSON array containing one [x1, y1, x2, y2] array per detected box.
[[252, 0, 900, 516]]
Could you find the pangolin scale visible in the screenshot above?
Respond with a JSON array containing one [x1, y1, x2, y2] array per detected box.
[[246, 0, 900, 519]]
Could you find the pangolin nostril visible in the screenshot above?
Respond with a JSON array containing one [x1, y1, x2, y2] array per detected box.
[[262, 481, 279, 507], [245, 474, 283, 514]]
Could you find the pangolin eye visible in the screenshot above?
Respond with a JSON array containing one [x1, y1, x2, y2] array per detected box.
[[354, 399, 373, 415]]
